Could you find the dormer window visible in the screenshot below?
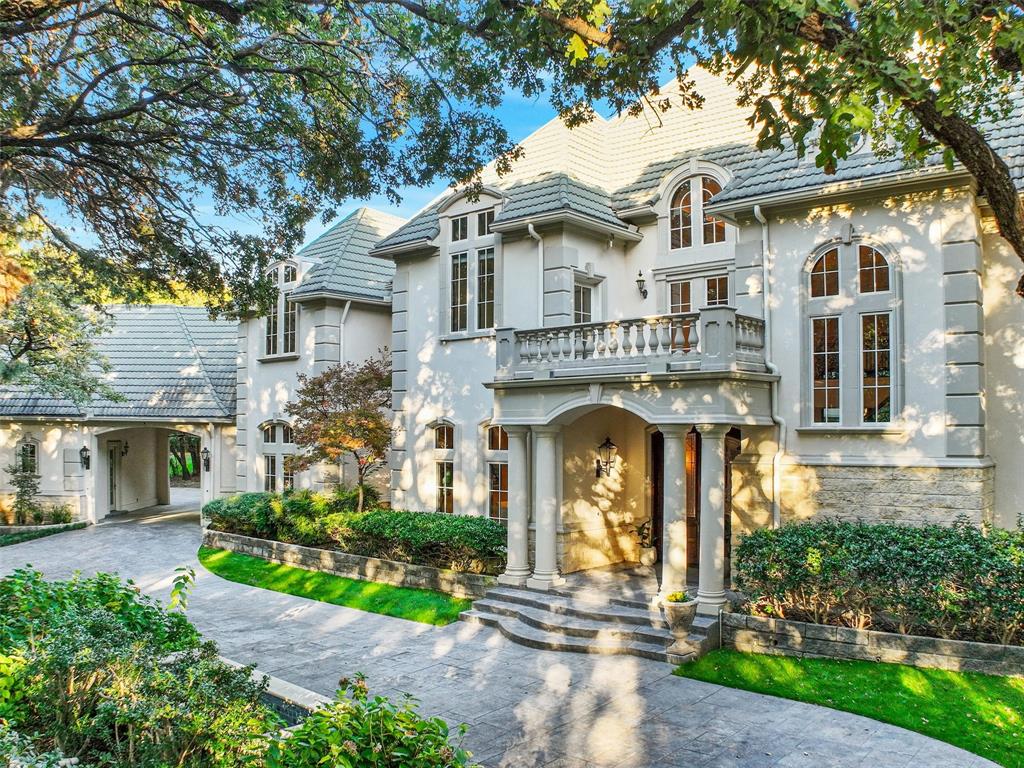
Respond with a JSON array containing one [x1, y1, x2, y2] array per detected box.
[[264, 262, 298, 357], [669, 175, 728, 249]]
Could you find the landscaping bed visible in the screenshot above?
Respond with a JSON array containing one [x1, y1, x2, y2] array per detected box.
[[732, 518, 1024, 647], [202, 489, 507, 577], [676, 649, 1023, 768], [0, 521, 87, 547], [199, 545, 473, 625]]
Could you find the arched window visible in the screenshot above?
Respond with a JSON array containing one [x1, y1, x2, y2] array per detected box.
[[806, 242, 897, 426], [432, 421, 455, 513], [669, 174, 728, 249], [264, 262, 298, 357], [260, 421, 295, 491]]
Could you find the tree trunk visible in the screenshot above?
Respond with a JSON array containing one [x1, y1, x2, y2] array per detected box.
[[907, 95, 1024, 296], [170, 440, 190, 480], [188, 438, 201, 477]]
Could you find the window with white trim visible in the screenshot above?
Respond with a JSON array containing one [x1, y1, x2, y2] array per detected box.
[[668, 280, 692, 313], [805, 242, 899, 426], [451, 215, 468, 242], [477, 248, 495, 330], [574, 283, 593, 323], [433, 422, 455, 513], [261, 421, 296, 490], [450, 252, 468, 332], [705, 275, 729, 306], [484, 425, 508, 523], [264, 262, 298, 356], [15, 439, 38, 475], [477, 209, 495, 236], [443, 202, 501, 335], [669, 175, 729, 249]]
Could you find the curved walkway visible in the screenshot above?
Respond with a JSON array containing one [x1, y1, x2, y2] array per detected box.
[[0, 512, 994, 768]]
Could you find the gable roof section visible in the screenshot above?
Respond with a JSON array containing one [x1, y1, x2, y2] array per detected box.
[[494, 174, 628, 229], [0, 305, 237, 421], [290, 207, 404, 301]]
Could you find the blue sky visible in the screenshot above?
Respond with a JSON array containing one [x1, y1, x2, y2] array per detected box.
[[299, 89, 561, 246]]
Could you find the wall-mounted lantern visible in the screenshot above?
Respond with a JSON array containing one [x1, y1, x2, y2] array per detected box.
[[201, 447, 211, 472], [79, 445, 91, 470], [121, 442, 129, 457], [635, 271, 648, 300], [595, 436, 618, 478]]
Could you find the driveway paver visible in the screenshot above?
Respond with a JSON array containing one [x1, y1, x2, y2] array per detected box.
[[0, 509, 996, 768]]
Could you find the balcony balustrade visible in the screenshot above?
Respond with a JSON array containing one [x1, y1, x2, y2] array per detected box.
[[495, 306, 766, 381]]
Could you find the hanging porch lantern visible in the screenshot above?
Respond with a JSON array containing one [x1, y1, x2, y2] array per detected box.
[[595, 436, 618, 478]]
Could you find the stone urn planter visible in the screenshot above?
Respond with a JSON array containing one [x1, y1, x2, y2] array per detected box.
[[662, 593, 699, 638], [639, 546, 658, 567]]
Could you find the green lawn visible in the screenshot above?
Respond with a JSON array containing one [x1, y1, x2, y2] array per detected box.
[[198, 546, 472, 626], [676, 649, 1024, 767], [0, 522, 87, 547]]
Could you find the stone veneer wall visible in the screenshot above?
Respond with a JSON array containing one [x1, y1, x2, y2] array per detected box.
[[203, 529, 495, 598], [722, 613, 1022, 677], [777, 463, 995, 526]]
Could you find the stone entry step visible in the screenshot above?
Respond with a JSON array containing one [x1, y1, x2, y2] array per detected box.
[[459, 585, 719, 665]]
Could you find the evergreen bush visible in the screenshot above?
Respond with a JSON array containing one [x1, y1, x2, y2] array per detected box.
[[734, 518, 1024, 645]]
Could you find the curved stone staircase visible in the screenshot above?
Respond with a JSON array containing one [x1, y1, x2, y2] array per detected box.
[[459, 585, 719, 665]]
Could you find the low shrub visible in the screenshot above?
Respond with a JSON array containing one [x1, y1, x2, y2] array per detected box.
[[342, 509, 506, 574], [202, 492, 276, 538], [267, 675, 477, 768], [47, 503, 74, 524], [734, 518, 1024, 645], [328, 484, 380, 514]]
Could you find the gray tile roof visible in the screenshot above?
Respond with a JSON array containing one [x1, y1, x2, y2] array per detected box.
[[369, 203, 441, 254], [291, 208, 404, 301], [0, 305, 237, 421], [494, 174, 626, 229], [712, 91, 1024, 208]]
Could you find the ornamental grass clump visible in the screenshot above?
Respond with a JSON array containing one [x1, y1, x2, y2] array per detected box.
[[734, 518, 1024, 645]]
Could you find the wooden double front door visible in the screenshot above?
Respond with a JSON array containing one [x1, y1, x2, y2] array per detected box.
[[649, 428, 739, 576]]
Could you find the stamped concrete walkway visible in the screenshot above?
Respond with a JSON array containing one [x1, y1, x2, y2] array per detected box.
[[0, 510, 994, 768]]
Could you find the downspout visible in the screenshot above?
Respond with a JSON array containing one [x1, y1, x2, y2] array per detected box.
[[339, 300, 352, 364], [528, 223, 544, 326], [754, 204, 784, 528]]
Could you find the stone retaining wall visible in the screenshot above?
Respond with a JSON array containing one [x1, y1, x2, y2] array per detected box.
[[722, 612, 1022, 677], [203, 529, 495, 599]]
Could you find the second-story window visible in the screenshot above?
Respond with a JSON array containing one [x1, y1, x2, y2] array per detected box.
[[450, 252, 468, 332], [265, 262, 298, 356], [669, 280, 692, 313], [670, 175, 729, 249], [706, 275, 729, 306], [574, 283, 593, 323], [477, 209, 495, 236], [477, 248, 495, 330], [451, 215, 468, 242]]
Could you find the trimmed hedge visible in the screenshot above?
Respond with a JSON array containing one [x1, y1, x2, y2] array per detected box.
[[734, 518, 1024, 645], [203, 492, 507, 574]]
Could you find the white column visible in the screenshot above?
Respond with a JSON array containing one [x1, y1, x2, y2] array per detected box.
[[498, 426, 531, 586], [200, 426, 215, 512], [526, 426, 564, 590], [658, 425, 688, 600], [696, 423, 730, 613]]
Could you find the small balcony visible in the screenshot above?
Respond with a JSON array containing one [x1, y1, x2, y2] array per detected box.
[[495, 306, 767, 381]]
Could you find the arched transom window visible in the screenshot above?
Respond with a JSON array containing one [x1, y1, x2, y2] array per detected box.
[[806, 243, 898, 426], [669, 175, 727, 249]]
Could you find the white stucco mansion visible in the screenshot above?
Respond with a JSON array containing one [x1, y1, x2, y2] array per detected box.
[[2, 68, 1021, 611]]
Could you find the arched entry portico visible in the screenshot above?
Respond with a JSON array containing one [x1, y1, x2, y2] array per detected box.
[[496, 398, 744, 614]]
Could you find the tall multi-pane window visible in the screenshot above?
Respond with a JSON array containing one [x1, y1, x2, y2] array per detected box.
[[264, 455, 277, 491], [485, 425, 508, 523], [477, 209, 495, 237], [806, 242, 897, 426], [16, 441, 37, 474], [574, 284, 593, 323], [434, 422, 455, 513], [477, 248, 495, 330], [862, 313, 892, 423], [282, 459, 295, 491], [669, 183, 692, 249], [265, 262, 298, 357], [811, 317, 841, 423], [701, 177, 726, 244], [706, 275, 729, 306], [450, 253, 468, 332], [669, 280, 692, 313]]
